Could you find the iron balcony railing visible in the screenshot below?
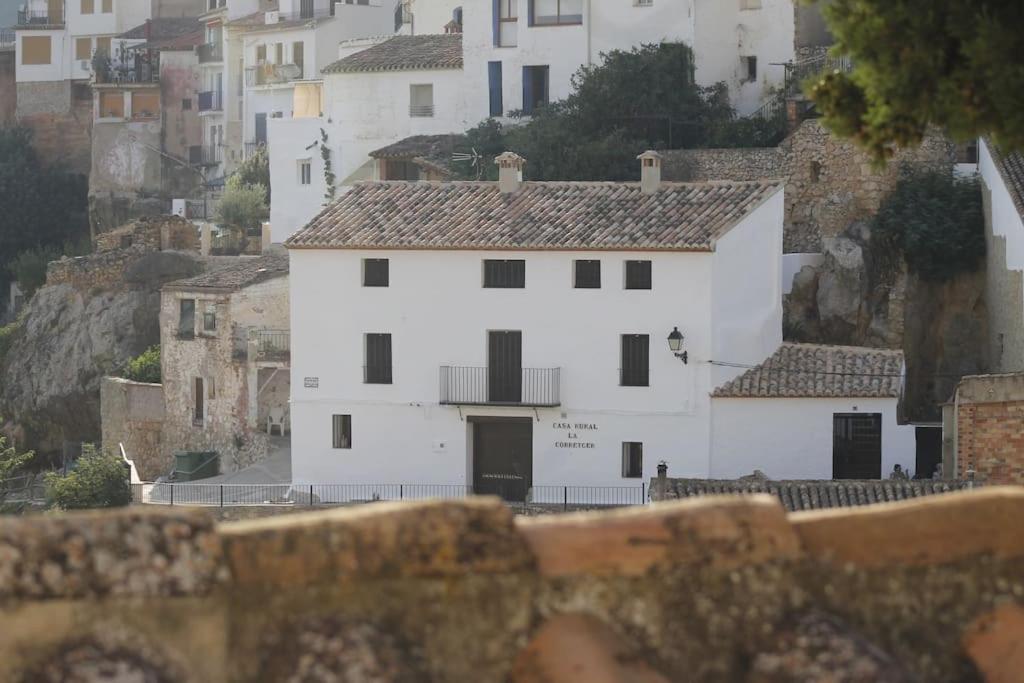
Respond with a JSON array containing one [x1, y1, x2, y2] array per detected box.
[[17, 8, 63, 24], [276, 6, 335, 22], [439, 366, 561, 407], [243, 140, 265, 159], [189, 144, 220, 166], [197, 42, 223, 64], [197, 90, 222, 112], [95, 63, 159, 84], [250, 328, 290, 361], [784, 53, 853, 98]]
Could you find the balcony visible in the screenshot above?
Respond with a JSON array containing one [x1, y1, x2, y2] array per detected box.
[[94, 62, 159, 85], [439, 366, 561, 407], [249, 329, 290, 363], [197, 42, 223, 64], [245, 63, 303, 87], [189, 145, 220, 167], [244, 141, 265, 159], [197, 90, 222, 112], [17, 8, 63, 25]]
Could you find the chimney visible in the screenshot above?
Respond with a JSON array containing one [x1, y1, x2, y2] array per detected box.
[[638, 150, 663, 195], [495, 152, 526, 194]]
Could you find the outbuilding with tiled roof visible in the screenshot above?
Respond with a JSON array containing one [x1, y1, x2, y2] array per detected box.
[[322, 34, 462, 74]]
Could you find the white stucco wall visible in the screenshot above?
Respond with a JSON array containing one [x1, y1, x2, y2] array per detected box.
[[981, 140, 1024, 271], [709, 397, 917, 480], [16, 29, 67, 82], [406, 0, 463, 34], [289, 247, 721, 487], [268, 115, 334, 243]]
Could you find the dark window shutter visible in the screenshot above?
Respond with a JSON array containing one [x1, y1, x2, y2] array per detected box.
[[492, 0, 500, 44], [363, 258, 389, 287], [484, 260, 525, 288], [365, 333, 393, 384], [625, 260, 652, 290], [574, 260, 601, 288], [522, 66, 533, 114], [488, 61, 503, 117], [620, 334, 650, 386]]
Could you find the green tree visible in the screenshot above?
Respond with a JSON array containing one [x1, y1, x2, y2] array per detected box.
[[873, 169, 985, 281], [234, 144, 271, 204], [216, 175, 269, 232], [0, 430, 36, 481], [46, 444, 131, 510], [122, 345, 161, 384], [809, 0, 1024, 161]]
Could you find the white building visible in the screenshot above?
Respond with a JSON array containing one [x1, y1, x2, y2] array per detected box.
[[268, 31, 468, 242], [460, 0, 795, 123]]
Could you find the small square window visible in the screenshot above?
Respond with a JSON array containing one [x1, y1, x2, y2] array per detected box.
[[182, 98, 192, 110], [332, 414, 352, 449], [622, 442, 643, 478], [363, 258, 389, 287], [298, 159, 312, 185], [574, 260, 601, 289], [484, 259, 525, 288], [410, 84, 434, 117], [624, 260, 651, 290]]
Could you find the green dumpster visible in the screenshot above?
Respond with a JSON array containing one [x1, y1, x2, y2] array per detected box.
[[174, 451, 219, 481]]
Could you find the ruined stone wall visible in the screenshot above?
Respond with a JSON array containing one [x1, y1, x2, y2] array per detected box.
[[955, 374, 1024, 484], [1, 490, 1023, 682], [99, 377, 166, 480], [93, 215, 199, 254], [45, 250, 136, 293], [661, 120, 956, 252]]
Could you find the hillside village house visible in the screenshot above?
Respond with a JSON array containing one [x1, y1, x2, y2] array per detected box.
[[159, 254, 290, 474], [284, 152, 916, 500]]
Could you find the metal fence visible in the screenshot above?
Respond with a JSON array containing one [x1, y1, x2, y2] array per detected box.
[[131, 483, 647, 509], [439, 366, 561, 407]]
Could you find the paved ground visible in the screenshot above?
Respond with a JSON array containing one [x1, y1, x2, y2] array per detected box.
[[195, 436, 291, 485]]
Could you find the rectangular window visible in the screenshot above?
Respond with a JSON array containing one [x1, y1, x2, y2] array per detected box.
[[292, 41, 304, 77], [298, 159, 311, 185], [530, 0, 583, 25], [99, 91, 123, 117], [131, 91, 159, 119], [182, 98, 192, 110], [522, 65, 549, 114], [383, 160, 420, 181], [193, 377, 204, 425], [203, 304, 216, 332], [81, 0, 94, 14], [484, 259, 526, 288], [21, 36, 52, 65], [740, 0, 761, 8], [275, 42, 283, 64], [620, 334, 650, 387], [624, 260, 652, 290], [364, 333, 393, 384], [622, 442, 643, 478], [833, 414, 882, 479], [495, 0, 518, 46], [363, 258, 389, 287], [741, 55, 757, 82], [96, 36, 111, 56], [75, 37, 91, 60], [178, 299, 195, 338], [574, 260, 601, 289], [102, 0, 112, 12], [332, 414, 352, 449], [488, 61, 503, 117], [410, 84, 434, 117]]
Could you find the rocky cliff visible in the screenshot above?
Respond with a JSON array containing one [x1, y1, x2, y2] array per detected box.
[[0, 247, 203, 455]]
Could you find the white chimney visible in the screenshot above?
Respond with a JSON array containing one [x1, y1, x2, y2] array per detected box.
[[638, 150, 663, 195], [495, 152, 526, 194]]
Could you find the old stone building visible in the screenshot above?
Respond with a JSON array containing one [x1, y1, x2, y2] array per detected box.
[[159, 254, 289, 475]]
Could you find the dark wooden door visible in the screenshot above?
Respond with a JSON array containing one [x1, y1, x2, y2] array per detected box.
[[473, 419, 532, 501], [914, 426, 942, 479], [488, 330, 522, 403], [833, 414, 882, 479], [254, 112, 268, 145]]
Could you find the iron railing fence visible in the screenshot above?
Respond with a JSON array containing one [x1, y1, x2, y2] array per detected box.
[[439, 366, 561, 407], [783, 53, 853, 97], [251, 328, 290, 360], [17, 9, 63, 24], [275, 6, 335, 22], [131, 483, 648, 508], [243, 141, 265, 159]]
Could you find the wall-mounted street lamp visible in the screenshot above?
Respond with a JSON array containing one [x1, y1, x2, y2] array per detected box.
[[667, 327, 688, 365]]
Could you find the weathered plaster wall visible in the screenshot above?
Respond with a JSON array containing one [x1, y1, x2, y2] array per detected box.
[[90, 121, 164, 194], [1, 490, 1023, 682], [16, 81, 93, 175], [158, 51, 202, 165], [99, 376, 166, 480], [661, 120, 956, 252]]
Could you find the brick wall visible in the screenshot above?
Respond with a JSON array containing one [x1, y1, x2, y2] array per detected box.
[[954, 373, 1024, 483]]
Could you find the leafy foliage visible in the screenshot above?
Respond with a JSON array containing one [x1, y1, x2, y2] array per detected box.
[[320, 128, 336, 203], [233, 144, 271, 204], [873, 170, 985, 281], [123, 345, 161, 384], [46, 444, 131, 510], [216, 175, 269, 232], [809, 0, 1024, 161], [9, 245, 60, 297], [454, 43, 781, 182], [0, 430, 36, 481], [0, 127, 89, 280]]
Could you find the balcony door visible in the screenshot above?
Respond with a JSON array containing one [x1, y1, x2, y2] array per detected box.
[[488, 330, 521, 403], [254, 112, 267, 145], [300, 0, 314, 18]]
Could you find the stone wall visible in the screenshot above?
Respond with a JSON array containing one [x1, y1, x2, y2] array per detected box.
[[94, 215, 199, 254], [45, 250, 136, 293], [954, 373, 1024, 484], [16, 81, 93, 176], [1, 490, 1024, 681], [100, 377, 167, 481], [661, 119, 957, 252]]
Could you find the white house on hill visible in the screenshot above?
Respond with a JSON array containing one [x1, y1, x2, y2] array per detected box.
[[285, 152, 787, 499]]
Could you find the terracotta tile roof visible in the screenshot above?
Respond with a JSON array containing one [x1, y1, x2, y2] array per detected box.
[[227, 10, 334, 33], [322, 34, 462, 73], [119, 17, 203, 41], [659, 477, 976, 512], [285, 180, 781, 251], [712, 343, 904, 398], [989, 142, 1024, 218], [368, 134, 461, 176], [164, 254, 288, 292]]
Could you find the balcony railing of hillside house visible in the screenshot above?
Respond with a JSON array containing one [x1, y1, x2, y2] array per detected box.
[[189, 145, 221, 167], [95, 62, 159, 85], [244, 141, 265, 159], [439, 366, 561, 407], [783, 53, 853, 98], [394, 2, 412, 32], [249, 328, 290, 362], [245, 63, 303, 87], [17, 8, 63, 24], [197, 90, 222, 112], [197, 42, 223, 64], [276, 5, 336, 22], [0, 29, 15, 48]]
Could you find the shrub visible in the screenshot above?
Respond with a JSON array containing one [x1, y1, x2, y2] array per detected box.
[[123, 345, 161, 384], [873, 170, 985, 282], [0, 430, 36, 481], [9, 245, 60, 297], [215, 175, 269, 232], [46, 444, 131, 510]]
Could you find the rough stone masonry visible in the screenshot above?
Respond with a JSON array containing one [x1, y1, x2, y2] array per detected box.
[[1, 489, 1024, 681]]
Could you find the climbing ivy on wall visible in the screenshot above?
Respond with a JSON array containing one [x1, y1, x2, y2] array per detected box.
[[320, 128, 336, 204]]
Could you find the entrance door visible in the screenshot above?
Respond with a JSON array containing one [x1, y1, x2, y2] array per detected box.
[[473, 418, 532, 501], [254, 113, 268, 145], [914, 426, 942, 479], [833, 413, 882, 479], [488, 330, 522, 403]]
